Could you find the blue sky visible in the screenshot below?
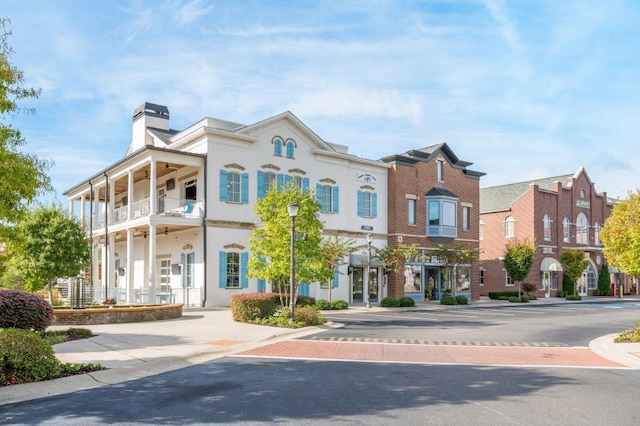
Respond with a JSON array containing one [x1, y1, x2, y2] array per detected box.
[[4, 0, 639, 202]]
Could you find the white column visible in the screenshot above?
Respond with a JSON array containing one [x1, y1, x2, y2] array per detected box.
[[79, 194, 86, 223], [148, 224, 157, 303], [150, 161, 157, 214], [127, 170, 134, 220], [126, 229, 134, 304], [107, 233, 115, 300]]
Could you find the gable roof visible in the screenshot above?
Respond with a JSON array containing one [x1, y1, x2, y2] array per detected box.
[[480, 173, 574, 214]]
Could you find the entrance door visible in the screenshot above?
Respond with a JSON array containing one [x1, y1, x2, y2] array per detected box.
[[578, 271, 588, 296], [542, 271, 551, 298], [425, 268, 438, 299], [158, 188, 166, 214], [368, 267, 379, 303], [352, 267, 364, 302]]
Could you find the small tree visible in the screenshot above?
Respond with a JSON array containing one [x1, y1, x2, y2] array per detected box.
[[503, 238, 536, 300], [601, 190, 640, 280], [0, 19, 52, 224], [598, 263, 611, 296], [374, 243, 419, 274], [319, 233, 356, 302], [248, 183, 325, 307], [8, 205, 91, 303], [559, 249, 589, 296]]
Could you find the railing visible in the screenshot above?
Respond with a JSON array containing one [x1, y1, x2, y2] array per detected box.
[[158, 198, 201, 218]]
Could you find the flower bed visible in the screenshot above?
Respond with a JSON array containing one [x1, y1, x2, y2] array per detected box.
[[52, 304, 183, 325]]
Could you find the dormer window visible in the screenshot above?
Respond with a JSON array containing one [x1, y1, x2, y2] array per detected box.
[[425, 187, 458, 240]]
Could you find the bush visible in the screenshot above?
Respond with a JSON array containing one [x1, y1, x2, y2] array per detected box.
[[528, 295, 537, 300], [522, 282, 537, 295], [398, 297, 415, 307], [455, 295, 468, 305], [380, 297, 401, 307], [316, 299, 332, 310], [565, 294, 582, 301], [440, 295, 457, 305], [293, 305, 325, 326], [616, 321, 640, 343], [230, 293, 280, 322], [0, 328, 62, 386], [557, 291, 566, 298], [0, 290, 53, 331], [330, 300, 349, 310], [508, 296, 529, 303], [489, 291, 519, 300]]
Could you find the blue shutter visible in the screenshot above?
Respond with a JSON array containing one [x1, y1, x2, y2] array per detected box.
[[357, 190, 363, 217], [258, 279, 266, 292], [257, 170, 265, 199], [372, 192, 378, 218], [219, 170, 228, 202], [277, 173, 285, 190], [316, 183, 323, 204], [181, 253, 186, 287], [219, 252, 227, 288], [274, 138, 282, 156], [298, 282, 309, 296], [333, 186, 339, 213], [240, 252, 249, 288], [241, 173, 249, 204], [333, 268, 339, 288], [285, 175, 292, 186], [302, 177, 309, 193], [187, 252, 195, 287]]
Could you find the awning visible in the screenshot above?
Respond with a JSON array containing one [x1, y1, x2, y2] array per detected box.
[[540, 257, 563, 272], [350, 254, 386, 267]]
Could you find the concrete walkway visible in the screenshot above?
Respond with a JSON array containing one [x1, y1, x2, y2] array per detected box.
[[3, 299, 640, 405]]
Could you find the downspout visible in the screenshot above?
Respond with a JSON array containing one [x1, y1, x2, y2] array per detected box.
[[89, 181, 94, 292], [104, 172, 109, 300], [202, 156, 207, 307]]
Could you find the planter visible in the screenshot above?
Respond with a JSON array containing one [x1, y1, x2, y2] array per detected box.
[[52, 303, 183, 325]]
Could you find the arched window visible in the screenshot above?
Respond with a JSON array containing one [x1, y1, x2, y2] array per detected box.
[[543, 214, 551, 241], [285, 139, 296, 158], [273, 137, 283, 156], [504, 216, 515, 238], [563, 217, 570, 242], [594, 221, 601, 246], [576, 212, 589, 244]]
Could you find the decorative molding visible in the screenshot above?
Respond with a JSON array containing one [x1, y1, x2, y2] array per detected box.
[[224, 163, 246, 171], [223, 243, 245, 250], [320, 178, 336, 184], [359, 185, 375, 191], [288, 168, 306, 175], [261, 163, 281, 171], [182, 244, 193, 251]]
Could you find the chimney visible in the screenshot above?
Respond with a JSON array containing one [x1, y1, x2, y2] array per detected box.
[[130, 102, 170, 153]]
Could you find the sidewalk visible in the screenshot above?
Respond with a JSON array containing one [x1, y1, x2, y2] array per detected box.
[[3, 299, 640, 405]]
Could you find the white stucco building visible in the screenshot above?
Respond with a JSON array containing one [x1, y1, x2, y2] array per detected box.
[[65, 103, 388, 307]]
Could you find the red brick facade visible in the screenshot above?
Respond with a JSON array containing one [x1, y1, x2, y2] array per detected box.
[[382, 144, 484, 301], [479, 168, 619, 297]]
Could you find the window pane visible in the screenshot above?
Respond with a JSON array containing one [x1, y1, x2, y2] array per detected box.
[[362, 192, 372, 217], [321, 185, 332, 212], [428, 200, 440, 225], [463, 206, 470, 230], [227, 173, 241, 203], [408, 199, 416, 225], [442, 201, 456, 227], [226, 252, 240, 287]]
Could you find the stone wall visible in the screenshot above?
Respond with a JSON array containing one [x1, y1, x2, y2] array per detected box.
[[52, 304, 183, 325]]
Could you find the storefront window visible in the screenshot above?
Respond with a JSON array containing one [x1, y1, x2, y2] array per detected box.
[[404, 264, 422, 293], [456, 266, 471, 293]]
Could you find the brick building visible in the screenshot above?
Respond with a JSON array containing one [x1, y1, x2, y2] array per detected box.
[[479, 167, 622, 298], [381, 143, 485, 302]]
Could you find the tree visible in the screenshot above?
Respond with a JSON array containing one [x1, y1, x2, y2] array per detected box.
[[7, 205, 91, 303], [601, 190, 640, 276], [598, 263, 611, 296], [0, 18, 52, 224], [559, 249, 589, 296], [503, 238, 536, 299], [373, 243, 419, 274], [247, 183, 325, 305], [319, 233, 356, 302]]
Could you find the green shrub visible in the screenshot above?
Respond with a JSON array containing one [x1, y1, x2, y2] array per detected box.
[[330, 300, 349, 310], [0, 328, 62, 386], [616, 321, 640, 343], [440, 295, 457, 305], [455, 295, 468, 305], [230, 293, 279, 322], [565, 294, 582, 301], [508, 296, 529, 303], [380, 297, 400, 307], [398, 297, 415, 307], [0, 290, 53, 331], [489, 291, 519, 300], [294, 305, 326, 326], [557, 291, 566, 298], [528, 295, 537, 300], [316, 299, 332, 310]]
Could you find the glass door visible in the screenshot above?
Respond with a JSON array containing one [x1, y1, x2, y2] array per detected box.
[[368, 267, 379, 302], [352, 267, 363, 302], [425, 268, 438, 300]]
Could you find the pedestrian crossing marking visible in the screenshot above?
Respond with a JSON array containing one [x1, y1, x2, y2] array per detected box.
[[308, 336, 568, 347]]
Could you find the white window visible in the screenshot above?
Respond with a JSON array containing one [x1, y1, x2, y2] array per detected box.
[[226, 252, 240, 288], [159, 259, 171, 293], [479, 220, 484, 240], [320, 185, 333, 213], [408, 199, 416, 225], [505, 216, 515, 238], [227, 172, 241, 203], [594, 222, 601, 245], [563, 217, 570, 242], [437, 160, 444, 181], [463, 206, 471, 231], [184, 179, 197, 201], [506, 272, 514, 286], [576, 212, 589, 244], [357, 190, 377, 218], [426, 194, 458, 238], [543, 214, 551, 241]]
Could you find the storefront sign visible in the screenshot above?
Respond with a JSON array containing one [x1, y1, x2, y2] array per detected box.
[[576, 200, 590, 208]]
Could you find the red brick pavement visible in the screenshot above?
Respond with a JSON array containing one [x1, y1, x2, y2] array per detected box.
[[236, 340, 626, 368]]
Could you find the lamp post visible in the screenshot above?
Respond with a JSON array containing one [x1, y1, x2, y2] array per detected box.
[[366, 233, 373, 308], [287, 202, 299, 323]]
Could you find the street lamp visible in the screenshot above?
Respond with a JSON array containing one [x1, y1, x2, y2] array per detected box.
[[366, 233, 373, 308], [287, 202, 299, 323]]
